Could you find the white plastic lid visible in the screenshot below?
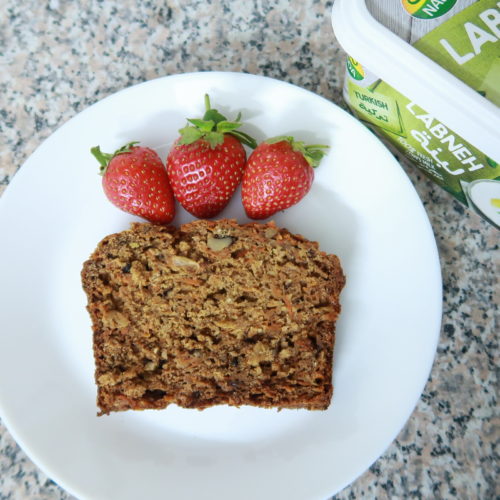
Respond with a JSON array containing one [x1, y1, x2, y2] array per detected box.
[[331, 0, 500, 162]]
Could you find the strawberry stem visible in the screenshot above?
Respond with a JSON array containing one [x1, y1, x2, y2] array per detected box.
[[91, 141, 139, 175], [265, 136, 329, 167], [178, 94, 257, 149]]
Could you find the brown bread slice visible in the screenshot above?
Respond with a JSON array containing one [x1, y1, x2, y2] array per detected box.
[[81, 219, 345, 414]]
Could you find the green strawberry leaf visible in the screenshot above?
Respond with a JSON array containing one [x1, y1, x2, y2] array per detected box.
[[265, 136, 329, 167], [187, 118, 215, 133], [178, 126, 204, 145], [91, 141, 139, 175], [90, 146, 112, 174], [216, 121, 242, 133], [205, 131, 225, 148], [203, 109, 227, 125], [266, 136, 294, 145], [304, 146, 329, 167], [229, 130, 257, 149], [178, 94, 257, 150], [299, 143, 329, 167]]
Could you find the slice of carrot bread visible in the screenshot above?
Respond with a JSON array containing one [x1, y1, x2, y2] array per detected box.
[[81, 219, 345, 414]]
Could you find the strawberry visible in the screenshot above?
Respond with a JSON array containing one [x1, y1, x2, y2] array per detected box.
[[91, 142, 175, 224], [241, 137, 328, 219], [167, 94, 256, 218]]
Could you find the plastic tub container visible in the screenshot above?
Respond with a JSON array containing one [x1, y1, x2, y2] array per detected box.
[[331, 0, 500, 228]]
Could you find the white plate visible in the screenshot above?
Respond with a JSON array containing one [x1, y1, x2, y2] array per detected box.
[[0, 72, 442, 500]]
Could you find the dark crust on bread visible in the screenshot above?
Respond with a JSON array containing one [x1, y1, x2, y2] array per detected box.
[[81, 219, 345, 415]]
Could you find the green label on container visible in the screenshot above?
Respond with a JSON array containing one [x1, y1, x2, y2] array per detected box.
[[348, 81, 500, 223], [401, 0, 458, 19], [344, 0, 500, 227], [347, 81, 405, 135], [413, 0, 500, 100]]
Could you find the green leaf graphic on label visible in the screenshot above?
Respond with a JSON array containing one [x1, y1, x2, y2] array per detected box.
[[346, 57, 365, 81], [401, 0, 458, 19], [348, 81, 405, 136]]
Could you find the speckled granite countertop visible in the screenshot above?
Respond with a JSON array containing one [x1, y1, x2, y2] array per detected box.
[[0, 1, 498, 499]]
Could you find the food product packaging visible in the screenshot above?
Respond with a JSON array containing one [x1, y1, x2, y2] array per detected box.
[[332, 0, 500, 228]]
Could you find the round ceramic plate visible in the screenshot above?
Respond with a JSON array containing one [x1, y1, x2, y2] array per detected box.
[[0, 72, 442, 500]]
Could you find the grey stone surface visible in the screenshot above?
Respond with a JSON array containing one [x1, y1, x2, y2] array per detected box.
[[1, 0, 498, 499]]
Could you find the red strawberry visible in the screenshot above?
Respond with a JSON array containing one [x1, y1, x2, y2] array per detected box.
[[91, 142, 175, 224], [242, 137, 328, 219], [167, 95, 256, 218]]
